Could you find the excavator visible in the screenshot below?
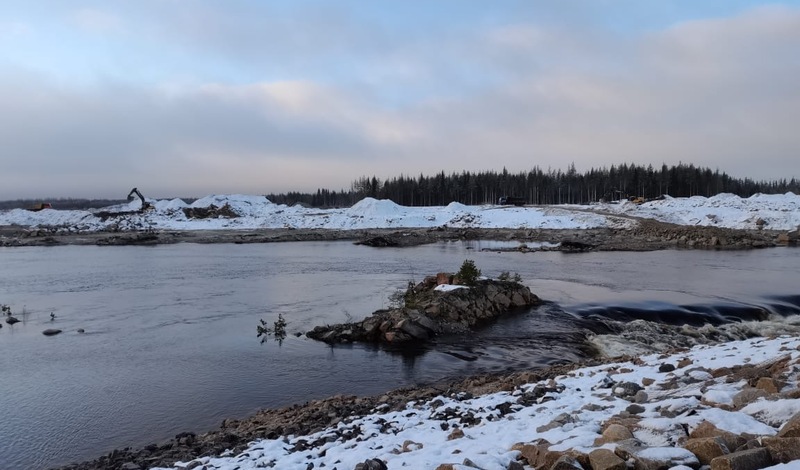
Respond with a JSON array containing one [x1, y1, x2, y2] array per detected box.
[[127, 188, 152, 211]]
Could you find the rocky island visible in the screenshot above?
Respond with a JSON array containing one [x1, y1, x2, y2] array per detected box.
[[307, 267, 540, 345]]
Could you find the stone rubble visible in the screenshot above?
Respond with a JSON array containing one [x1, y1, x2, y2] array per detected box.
[[53, 337, 800, 470]]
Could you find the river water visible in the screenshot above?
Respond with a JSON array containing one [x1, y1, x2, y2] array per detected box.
[[1, 241, 799, 469]]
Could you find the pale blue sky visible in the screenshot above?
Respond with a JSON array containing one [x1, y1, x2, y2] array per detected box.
[[2, 1, 799, 198]]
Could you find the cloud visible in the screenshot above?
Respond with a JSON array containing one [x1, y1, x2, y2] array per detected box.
[[1, 3, 799, 199]]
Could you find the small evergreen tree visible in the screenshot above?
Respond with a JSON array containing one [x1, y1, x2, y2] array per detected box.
[[457, 259, 481, 286]]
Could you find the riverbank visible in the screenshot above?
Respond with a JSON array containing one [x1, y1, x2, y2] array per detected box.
[[54, 335, 800, 470], [0, 220, 788, 251]]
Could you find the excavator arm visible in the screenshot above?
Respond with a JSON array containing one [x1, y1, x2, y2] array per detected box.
[[126, 187, 152, 211]]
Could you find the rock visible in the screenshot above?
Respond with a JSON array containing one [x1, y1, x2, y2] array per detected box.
[[505, 461, 525, 470], [612, 381, 643, 399], [601, 423, 634, 443], [436, 272, 452, 285], [42, 329, 62, 336], [397, 320, 430, 340], [761, 436, 800, 463], [677, 357, 693, 368], [355, 236, 398, 247], [536, 412, 574, 433], [625, 404, 645, 414], [307, 278, 540, 345], [754, 377, 780, 394], [778, 411, 800, 437], [633, 390, 649, 403], [633, 446, 699, 470], [642, 377, 656, 386], [120, 463, 140, 470], [685, 437, 729, 465], [732, 388, 769, 410], [77, 328, 85, 333], [659, 363, 676, 373], [435, 465, 456, 470], [550, 454, 582, 470], [589, 448, 626, 470], [447, 428, 464, 440], [691, 421, 747, 452], [401, 440, 423, 452], [354, 458, 388, 470], [5, 316, 20, 325], [710, 448, 772, 470], [517, 440, 560, 469]]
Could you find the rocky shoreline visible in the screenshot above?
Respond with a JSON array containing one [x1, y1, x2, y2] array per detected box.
[[50, 358, 610, 470], [1, 220, 794, 251], [52, 337, 800, 470]]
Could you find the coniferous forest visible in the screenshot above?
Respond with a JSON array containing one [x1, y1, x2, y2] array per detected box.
[[267, 162, 800, 208]]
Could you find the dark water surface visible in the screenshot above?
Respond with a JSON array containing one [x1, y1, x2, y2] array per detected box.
[[1, 242, 799, 469]]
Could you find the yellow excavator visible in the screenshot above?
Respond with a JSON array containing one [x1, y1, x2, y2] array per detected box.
[[127, 188, 153, 211]]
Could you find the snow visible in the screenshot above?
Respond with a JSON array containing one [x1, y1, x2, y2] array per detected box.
[[589, 192, 800, 230], [433, 284, 469, 292], [2, 192, 799, 232], [149, 335, 800, 470]]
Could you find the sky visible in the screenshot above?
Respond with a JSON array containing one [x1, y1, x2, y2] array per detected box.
[[2, 1, 800, 199]]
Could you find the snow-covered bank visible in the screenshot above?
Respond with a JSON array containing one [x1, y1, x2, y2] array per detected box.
[[587, 192, 800, 231], [149, 336, 800, 470], [3, 192, 799, 233]]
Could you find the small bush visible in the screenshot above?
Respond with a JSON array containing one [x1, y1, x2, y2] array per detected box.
[[257, 314, 287, 345], [388, 280, 418, 308], [457, 259, 481, 286], [497, 271, 523, 283]]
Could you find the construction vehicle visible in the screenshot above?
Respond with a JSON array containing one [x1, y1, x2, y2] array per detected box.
[[498, 196, 526, 206], [127, 188, 152, 211], [27, 203, 52, 212]]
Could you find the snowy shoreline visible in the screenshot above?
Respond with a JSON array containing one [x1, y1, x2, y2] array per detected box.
[[58, 336, 800, 470], [2, 192, 799, 233]]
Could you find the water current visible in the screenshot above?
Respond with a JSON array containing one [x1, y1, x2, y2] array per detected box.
[[1, 241, 799, 469]]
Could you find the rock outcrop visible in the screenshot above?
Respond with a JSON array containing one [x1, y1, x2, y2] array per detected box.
[[307, 275, 540, 345]]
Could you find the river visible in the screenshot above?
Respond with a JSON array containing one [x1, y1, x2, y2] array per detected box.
[[1, 241, 799, 469]]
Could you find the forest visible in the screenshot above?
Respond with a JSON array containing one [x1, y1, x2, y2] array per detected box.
[[267, 162, 800, 208]]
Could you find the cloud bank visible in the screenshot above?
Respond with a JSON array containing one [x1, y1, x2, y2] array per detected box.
[[1, 2, 799, 198]]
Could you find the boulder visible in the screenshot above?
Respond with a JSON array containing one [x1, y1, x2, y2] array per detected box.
[[588, 448, 626, 470], [42, 329, 62, 336], [632, 446, 699, 470], [761, 436, 800, 463], [685, 437, 729, 465], [710, 448, 771, 470], [436, 272, 452, 285], [778, 411, 800, 437], [601, 423, 634, 443], [5, 316, 19, 325], [354, 458, 388, 470], [517, 440, 561, 469], [550, 455, 583, 470], [658, 363, 676, 373], [691, 421, 746, 452], [612, 382, 643, 399], [626, 404, 645, 415], [754, 377, 780, 394], [536, 412, 574, 433], [732, 389, 769, 410]]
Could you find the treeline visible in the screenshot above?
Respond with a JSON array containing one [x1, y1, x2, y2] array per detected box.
[[0, 198, 128, 211], [267, 162, 800, 207]]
